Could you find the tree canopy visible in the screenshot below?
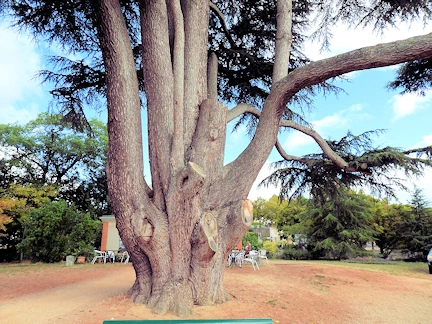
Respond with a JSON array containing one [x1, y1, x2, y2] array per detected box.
[[2, 0, 431, 123], [254, 188, 432, 260], [0, 113, 109, 215]]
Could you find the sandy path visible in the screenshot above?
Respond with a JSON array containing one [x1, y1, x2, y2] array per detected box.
[[1, 261, 431, 324], [0, 266, 135, 324]]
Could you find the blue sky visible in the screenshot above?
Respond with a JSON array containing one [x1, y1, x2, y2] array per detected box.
[[1, 18, 432, 204]]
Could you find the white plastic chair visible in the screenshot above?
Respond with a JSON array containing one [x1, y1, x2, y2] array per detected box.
[[91, 250, 106, 264], [120, 251, 130, 264], [235, 251, 245, 267], [227, 251, 243, 268], [259, 249, 269, 264], [243, 250, 260, 270], [106, 250, 116, 263]]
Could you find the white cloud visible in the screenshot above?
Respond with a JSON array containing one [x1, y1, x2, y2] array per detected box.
[[1, 103, 42, 125], [411, 134, 432, 149], [386, 168, 432, 205], [0, 22, 45, 124], [423, 135, 432, 145], [391, 91, 432, 122], [283, 104, 367, 150], [284, 115, 343, 149], [304, 20, 432, 61]]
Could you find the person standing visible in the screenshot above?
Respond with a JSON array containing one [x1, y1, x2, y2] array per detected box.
[[245, 241, 251, 255]]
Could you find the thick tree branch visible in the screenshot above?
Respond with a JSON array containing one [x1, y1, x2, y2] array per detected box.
[[207, 52, 218, 100], [272, 0, 293, 85], [141, 0, 174, 209], [208, 0, 236, 48], [182, 1, 209, 154], [226, 103, 260, 122], [275, 140, 309, 165], [271, 32, 432, 110], [222, 32, 432, 199], [96, 1, 171, 295], [169, 0, 185, 170], [227, 103, 355, 171], [281, 120, 356, 171]]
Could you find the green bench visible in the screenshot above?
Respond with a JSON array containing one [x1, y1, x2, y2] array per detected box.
[[103, 319, 272, 324]]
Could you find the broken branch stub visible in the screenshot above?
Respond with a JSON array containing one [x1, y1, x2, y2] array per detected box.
[[177, 162, 206, 199], [142, 219, 153, 242], [241, 199, 253, 227], [201, 212, 218, 252]]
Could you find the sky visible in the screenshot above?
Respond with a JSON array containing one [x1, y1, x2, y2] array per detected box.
[[1, 16, 432, 205]]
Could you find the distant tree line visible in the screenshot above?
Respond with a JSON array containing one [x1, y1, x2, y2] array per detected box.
[[254, 188, 432, 261], [0, 114, 108, 262]]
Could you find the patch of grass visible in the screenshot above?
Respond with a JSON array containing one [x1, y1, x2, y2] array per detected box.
[[309, 276, 330, 293], [268, 300, 276, 306], [275, 259, 429, 277], [0, 262, 92, 275], [347, 257, 396, 264]]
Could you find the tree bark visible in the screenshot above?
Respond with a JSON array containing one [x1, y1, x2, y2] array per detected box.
[[95, 0, 432, 318]]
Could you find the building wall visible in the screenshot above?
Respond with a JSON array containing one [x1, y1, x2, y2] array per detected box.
[[106, 222, 120, 251], [255, 226, 281, 242], [100, 215, 120, 251]]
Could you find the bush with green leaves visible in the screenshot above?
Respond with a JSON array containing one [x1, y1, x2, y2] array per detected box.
[[281, 246, 312, 260], [17, 201, 101, 263], [262, 241, 278, 256], [242, 231, 261, 250]]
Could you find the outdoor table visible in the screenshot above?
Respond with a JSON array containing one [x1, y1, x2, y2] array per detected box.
[[227, 250, 242, 268]]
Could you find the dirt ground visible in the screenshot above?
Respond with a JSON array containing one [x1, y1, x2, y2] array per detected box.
[[0, 260, 431, 324]]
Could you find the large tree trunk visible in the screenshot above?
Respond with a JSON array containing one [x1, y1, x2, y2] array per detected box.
[[96, 0, 432, 317], [97, 0, 254, 317]]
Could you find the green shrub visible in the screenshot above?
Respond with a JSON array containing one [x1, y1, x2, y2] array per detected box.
[[281, 246, 312, 260], [242, 231, 261, 250], [263, 241, 278, 255], [17, 201, 102, 263]]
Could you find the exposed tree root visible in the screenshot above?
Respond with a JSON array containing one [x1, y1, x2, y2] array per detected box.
[[151, 280, 194, 317], [128, 278, 151, 304]]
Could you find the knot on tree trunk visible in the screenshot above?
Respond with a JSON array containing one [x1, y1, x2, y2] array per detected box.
[[176, 162, 206, 199], [201, 212, 218, 252], [241, 199, 254, 226]]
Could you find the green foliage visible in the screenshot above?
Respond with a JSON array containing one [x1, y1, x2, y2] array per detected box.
[[0, 199, 16, 232], [242, 231, 261, 250], [0, 184, 58, 262], [253, 197, 267, 220], [281, 246, 311, 260], [262, 131, 432, 204], [254, 189, 432, 262], [389, 59, 432, 95], [253, 195, 308, 239], [262, 241, 278, 255], [372, 188, 432, 260], [372, 198, 411, 258], [401, 188, 432, 259], [0, 113, 110, 216], [17, 201, 101, 263], [303, 189, 377, 260]]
